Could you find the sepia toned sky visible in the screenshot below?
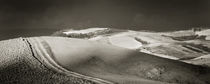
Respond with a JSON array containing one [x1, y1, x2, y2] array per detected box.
[[0, 0, 210, 32]]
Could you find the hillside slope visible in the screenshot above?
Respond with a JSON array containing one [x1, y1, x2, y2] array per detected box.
[[52, 28, 210, 62], [52, 28, 210, 84]]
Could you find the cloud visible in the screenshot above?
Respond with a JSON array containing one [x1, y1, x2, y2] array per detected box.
[[0, 0, 209, 31]]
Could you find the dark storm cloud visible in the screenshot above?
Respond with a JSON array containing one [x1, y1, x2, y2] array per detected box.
[[0, 0, 209, 31], [0, 0, 52, 12], [0, 0, 53, 28]]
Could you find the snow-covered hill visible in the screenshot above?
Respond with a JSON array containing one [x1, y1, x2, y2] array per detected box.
[[52, 28, 210, 84], [52, 28, 210, 66]]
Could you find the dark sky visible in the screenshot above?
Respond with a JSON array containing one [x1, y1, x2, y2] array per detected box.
[[0, 0, 210, 32]]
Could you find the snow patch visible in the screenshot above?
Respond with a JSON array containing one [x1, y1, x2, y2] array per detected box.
[[140, 49, 179, 60], [195, 29, 210, 40], [108, 32, 142, 49], [63, 28, 108, 35], [109, 36, 142, 49], [192, 54, 210, 60], [195, 29, 210, 36]]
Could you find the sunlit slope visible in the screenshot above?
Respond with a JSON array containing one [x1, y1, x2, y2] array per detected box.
[[52, 28, 210, 66]]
